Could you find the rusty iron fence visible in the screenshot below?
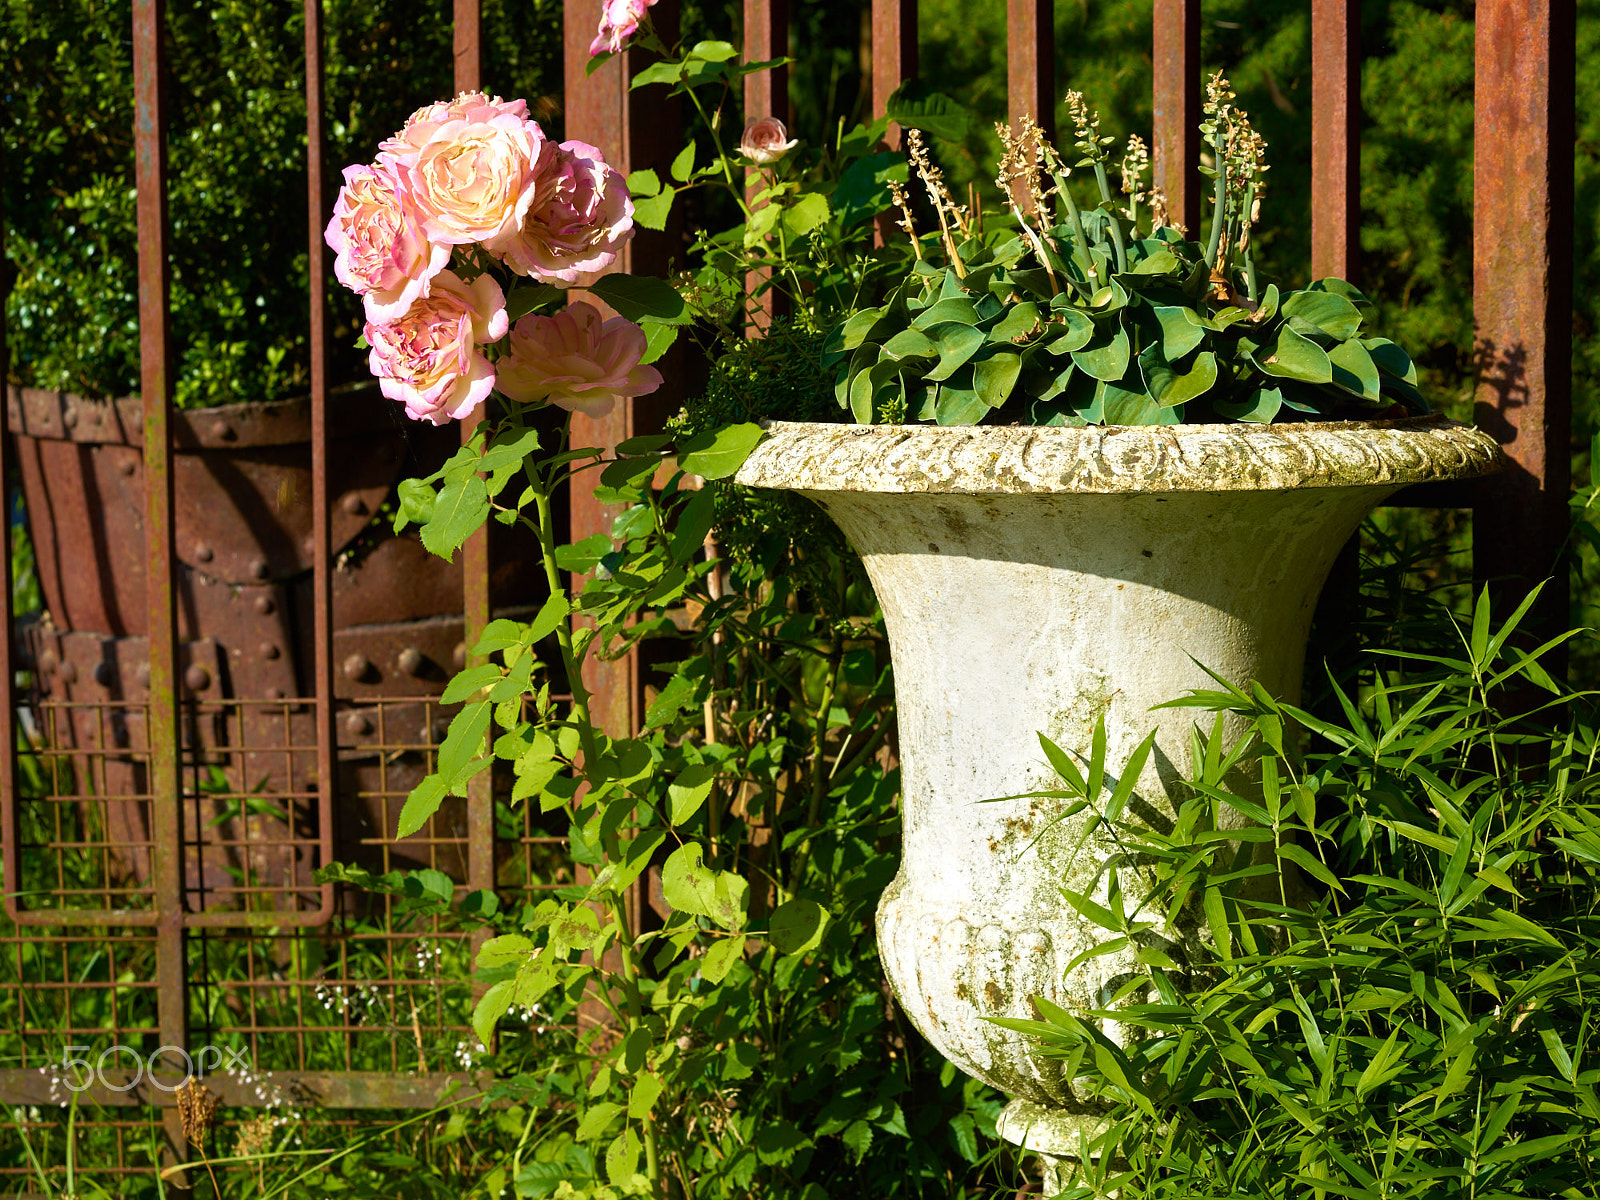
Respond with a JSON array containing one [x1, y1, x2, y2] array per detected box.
[[0, 0, 1576, 1186]]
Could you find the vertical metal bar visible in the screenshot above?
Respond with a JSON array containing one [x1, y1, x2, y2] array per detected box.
[[305, 0, 337, 923], [871, 0, 916, 149], [1309, 0, 1362, 676], [1006, 0, 1054, 143], [743, 0, 789, 122], [132, 0, 188, 1179], [451, 0, 497, 967], [744, 0, 789, 331], [1472, 0, 1575, 636], [1151, 0, 1201, 235], [0, 121, 19, 926], [454, 0, 482, 96], [1311, 0, 1359, 281]]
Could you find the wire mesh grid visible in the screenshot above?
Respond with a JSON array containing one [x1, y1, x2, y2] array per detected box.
[[0, 687, 577, 1181]]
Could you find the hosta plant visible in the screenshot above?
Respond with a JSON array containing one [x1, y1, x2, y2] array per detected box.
[[828, 76, 1428, 427]]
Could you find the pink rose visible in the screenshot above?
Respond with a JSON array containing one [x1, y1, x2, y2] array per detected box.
[[324, 161, 449, 322], [739, 117, 799, 165], [365, 271, 510, 425], [589, 0, 657, 56], [495, 302, 662, 418], [486, 140, 634, 283], [379, 92, 531, 160], [385, 111, 544, 247]]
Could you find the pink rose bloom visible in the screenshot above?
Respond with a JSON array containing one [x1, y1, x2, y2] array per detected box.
[[486, 140, 634, 283], [384, 110, 544, 247], [589, 0, 657, 56], [365, 271, 510, 425], [495, 302, 662, 418], [379, 92, 531, 161], [324, 161, 449, 322], [740, 117, 799, 165]]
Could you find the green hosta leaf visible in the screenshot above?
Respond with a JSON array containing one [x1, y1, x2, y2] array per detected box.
[[1138, 345, 1218, 407], [1214, 387, 1284, 423], [1281, 289, 1363, 340], [1034, 362, 1077, 404], [912, 296, 980, 329], [1127, 247, 1180, 276], [1070, 324, 1131, 382], [1363, 336, 1419, 385], [1259, 325, 1332, 385], [1252, 283, 1281, 323], [847, 367, 875, 424], [1045, 308, 1095, 355], [1328, 338, 1382, 402], [768, 898, 830, 956], [990, 301, 1043, 342], [934, 379, 986, 426], [840, 306, 890, 351], [973, 350, 1023, 407], [884, 80, 974, 142], [699, 935, 745, 983], [678, 422, 766, 479], [880, 327, 937, 360], [925, 324, 987, 381], [1152, 305, 1206, 359], [782, 192, 830, 238], [1100, 382, 1177, 426]]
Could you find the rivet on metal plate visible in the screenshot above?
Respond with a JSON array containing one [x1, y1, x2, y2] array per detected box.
[[260, 643, 281, 661], [185, 664, 211, 691], [398, 647, 424, 675]]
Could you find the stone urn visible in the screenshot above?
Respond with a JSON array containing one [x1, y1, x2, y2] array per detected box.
[[734, 417, 1502, 1166]]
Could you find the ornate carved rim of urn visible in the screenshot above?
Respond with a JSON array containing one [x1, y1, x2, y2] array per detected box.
[[734, 415, 1504, 1162]]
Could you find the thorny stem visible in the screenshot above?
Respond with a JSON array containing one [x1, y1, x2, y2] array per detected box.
[[785, 628, 844, 897], [685, 84, 754, 225], [530, 434, 601, 772]]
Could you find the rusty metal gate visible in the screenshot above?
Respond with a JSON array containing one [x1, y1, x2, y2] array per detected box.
[[0, 0, 1576, 1187]]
